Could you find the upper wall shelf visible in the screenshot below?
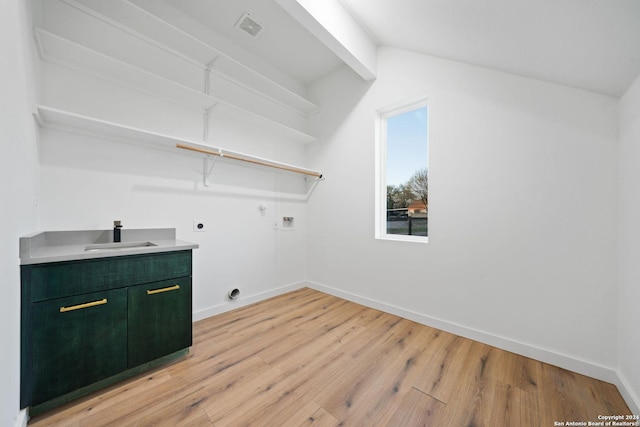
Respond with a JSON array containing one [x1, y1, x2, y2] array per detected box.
[[46, 0, 320, 117], [35, 105, 201, 150], [33, 105, 323, 182], [34, 28, 318, 145], [35, 28, 214, 110]]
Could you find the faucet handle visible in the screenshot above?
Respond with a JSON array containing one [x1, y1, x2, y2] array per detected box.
[[114, 220, 122, 228]]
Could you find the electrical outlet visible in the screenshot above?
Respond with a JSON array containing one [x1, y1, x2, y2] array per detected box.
[[282, 216, 295, 231], [193, 220, 207, 232]]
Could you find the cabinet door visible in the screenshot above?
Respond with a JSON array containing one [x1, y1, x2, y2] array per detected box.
[[31, 288, 127, 405], [128, 277, 192, 368]]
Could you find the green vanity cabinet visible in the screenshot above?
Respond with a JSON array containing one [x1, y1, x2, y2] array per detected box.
[[128, 277, 192, 368], [30, 288, 128, 406], [21, 250, 193, 414]]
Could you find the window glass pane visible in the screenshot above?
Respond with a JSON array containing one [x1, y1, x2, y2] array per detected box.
[[385, 106, 428, 238]]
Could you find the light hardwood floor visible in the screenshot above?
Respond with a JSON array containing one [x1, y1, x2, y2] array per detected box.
[[29, 287, 631, 426]]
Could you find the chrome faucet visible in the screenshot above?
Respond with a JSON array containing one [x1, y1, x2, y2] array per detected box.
[[113, 220, 122, 243]]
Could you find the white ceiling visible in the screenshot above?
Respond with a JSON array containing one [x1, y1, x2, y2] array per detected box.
[[163, 0, 345, 86], [166, 0, 640, 98], [339, 0, 640, 97]]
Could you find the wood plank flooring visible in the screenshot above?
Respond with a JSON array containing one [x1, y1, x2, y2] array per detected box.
[[29, 287, 631, 426]]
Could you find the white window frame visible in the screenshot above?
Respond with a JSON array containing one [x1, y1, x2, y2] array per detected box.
[[375, 96, 429, 243]]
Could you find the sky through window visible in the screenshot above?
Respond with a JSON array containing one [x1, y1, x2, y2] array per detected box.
[[386, 106, 428, 186]]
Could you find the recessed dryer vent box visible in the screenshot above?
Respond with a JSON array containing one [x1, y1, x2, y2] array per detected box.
[[282, 216, 295, 230]]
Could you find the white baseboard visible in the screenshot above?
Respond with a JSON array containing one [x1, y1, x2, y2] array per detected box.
[[616, 371, 640, 415], [306, 281, 639, 414], [13, 409, 27, 427], [192, 282, 306, 322]]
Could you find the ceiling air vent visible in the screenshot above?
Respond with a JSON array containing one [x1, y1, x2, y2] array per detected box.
[[235, 13, 263, 37]]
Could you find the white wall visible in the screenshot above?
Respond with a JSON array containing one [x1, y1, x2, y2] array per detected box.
[[37, 65, 311, 319], [307, 47, 620, 380], [618, 73, 640, 412], [0, 0, 39, 425]]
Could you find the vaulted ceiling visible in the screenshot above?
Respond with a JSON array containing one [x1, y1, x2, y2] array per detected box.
[[166, 0, 640, 98]]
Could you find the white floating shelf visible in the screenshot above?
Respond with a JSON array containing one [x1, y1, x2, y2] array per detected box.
[[35, 28, 216, 111], [33, 105, 323, 180], [35, 28, 318, 144], [57, 0, 320, 116], [34, 105, 204, 150], [125, 0, 320, 116], [210, 103, 318, 145]]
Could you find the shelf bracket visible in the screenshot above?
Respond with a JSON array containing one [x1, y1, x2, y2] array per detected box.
[[202, 57, 218, 143], [305, 176, 324, 200], [203, 151, 221, 187], [203, 58, 217, 95], [203, 106, 215, 142]]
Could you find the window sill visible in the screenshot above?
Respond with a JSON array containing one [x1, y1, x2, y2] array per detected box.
[[377, 234, 428, 244]]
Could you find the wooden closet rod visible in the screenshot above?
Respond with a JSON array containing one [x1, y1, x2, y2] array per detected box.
[[176, 143, 322, 178]]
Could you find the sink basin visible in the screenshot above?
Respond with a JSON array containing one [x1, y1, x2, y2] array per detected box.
[[85, 241, 157, 252]]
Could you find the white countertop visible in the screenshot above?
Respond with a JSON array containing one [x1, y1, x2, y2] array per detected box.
[[20, 228, 198, 265]]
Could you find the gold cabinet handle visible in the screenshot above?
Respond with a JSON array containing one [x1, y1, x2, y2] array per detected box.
[[147, 285, 180, 295], [60, 298, 107, 313]]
